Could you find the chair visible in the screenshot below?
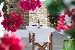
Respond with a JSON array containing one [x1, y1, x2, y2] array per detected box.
[[29, 33, 53, 50]]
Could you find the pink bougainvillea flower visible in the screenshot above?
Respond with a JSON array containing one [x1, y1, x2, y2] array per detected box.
[[56, 10, 73, 31], [60, 15, 65, 19], [29, 1, 36, 11], [35, 0, 41, 8], [19, 0, 41, 12], [0, 12, 2, 17], [9, 33, 22, 44], [64, 10, 72, 17], [9, 33, 24, 50], [56, 14, 68, 30], [64, 10, 69, 14], [62, 25, 68, 30], [0, 44, 6, 50], [68, 12, 72, 17], [56, 8, 75, 31], [1, 33, 24, 50], [56, 26, 60, 30], [1, 12, 24, 32], [1, 34, 10, 45], [71, 8, 75, 15], [9, 44, 23, 50]]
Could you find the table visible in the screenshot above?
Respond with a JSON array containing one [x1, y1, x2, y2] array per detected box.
[[27, 26, 55, 42], [28, 26, 55, 50], [7, 25, 55, 42]]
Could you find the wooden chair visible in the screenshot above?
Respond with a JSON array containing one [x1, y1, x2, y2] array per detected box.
[[29, 33, 53, 50], [29, 33, 35, 50]]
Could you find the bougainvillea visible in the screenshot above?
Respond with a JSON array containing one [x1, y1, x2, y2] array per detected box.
[[0, 12, 2, 17], [56, 14, 72, 31], [0, 33, 24, 50], [1, 12, 24, 32], [0, 44, 6, 50], [56, 8, 75, 31], [19, 0, 41, 12]]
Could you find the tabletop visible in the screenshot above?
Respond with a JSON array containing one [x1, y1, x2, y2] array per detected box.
[[27, 26, 55, 42]]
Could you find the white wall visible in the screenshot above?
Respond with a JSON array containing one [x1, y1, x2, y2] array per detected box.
[[63, 0, 75, 11]]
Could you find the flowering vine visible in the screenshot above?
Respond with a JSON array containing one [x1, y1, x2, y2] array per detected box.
[[0, 12, 2, 17], [1, 12, 24, 32], [0, 33, 24, 50], [0, 1, 25, 50], [19, 0, 42, 12], [56, 8, 75, 31]]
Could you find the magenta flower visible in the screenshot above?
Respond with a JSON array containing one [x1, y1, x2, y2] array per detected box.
[[56, 14, 73, 31], [19, 0, 41, 12], [0, 12, 2, 17], [64, 10, 72, 17], [1, 34, 10, 45], [0, 33, 24, 50], [0, 44, 6, 50], [9, 33, 24, 50], [1, 12, 24, 32], [56, 15, 67, 30]]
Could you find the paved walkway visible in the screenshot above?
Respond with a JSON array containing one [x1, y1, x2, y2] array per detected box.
[[52, 31, 67, 50]]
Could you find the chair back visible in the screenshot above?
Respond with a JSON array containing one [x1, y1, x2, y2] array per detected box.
[[29, 33, 53, 50]]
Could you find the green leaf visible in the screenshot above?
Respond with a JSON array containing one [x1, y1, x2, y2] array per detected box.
[[63, 39, 75, 50], [65, 26, 75, 38], [46, 0, 53, 6], [0, 0, 5, 4], [2, 3, 7, 12], [71, 1, 75, 6], [47, 0, 65, 14]]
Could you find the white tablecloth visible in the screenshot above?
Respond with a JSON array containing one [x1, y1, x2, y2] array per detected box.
[[27, 26, 55, 42], [7, 26, 55, 42]]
